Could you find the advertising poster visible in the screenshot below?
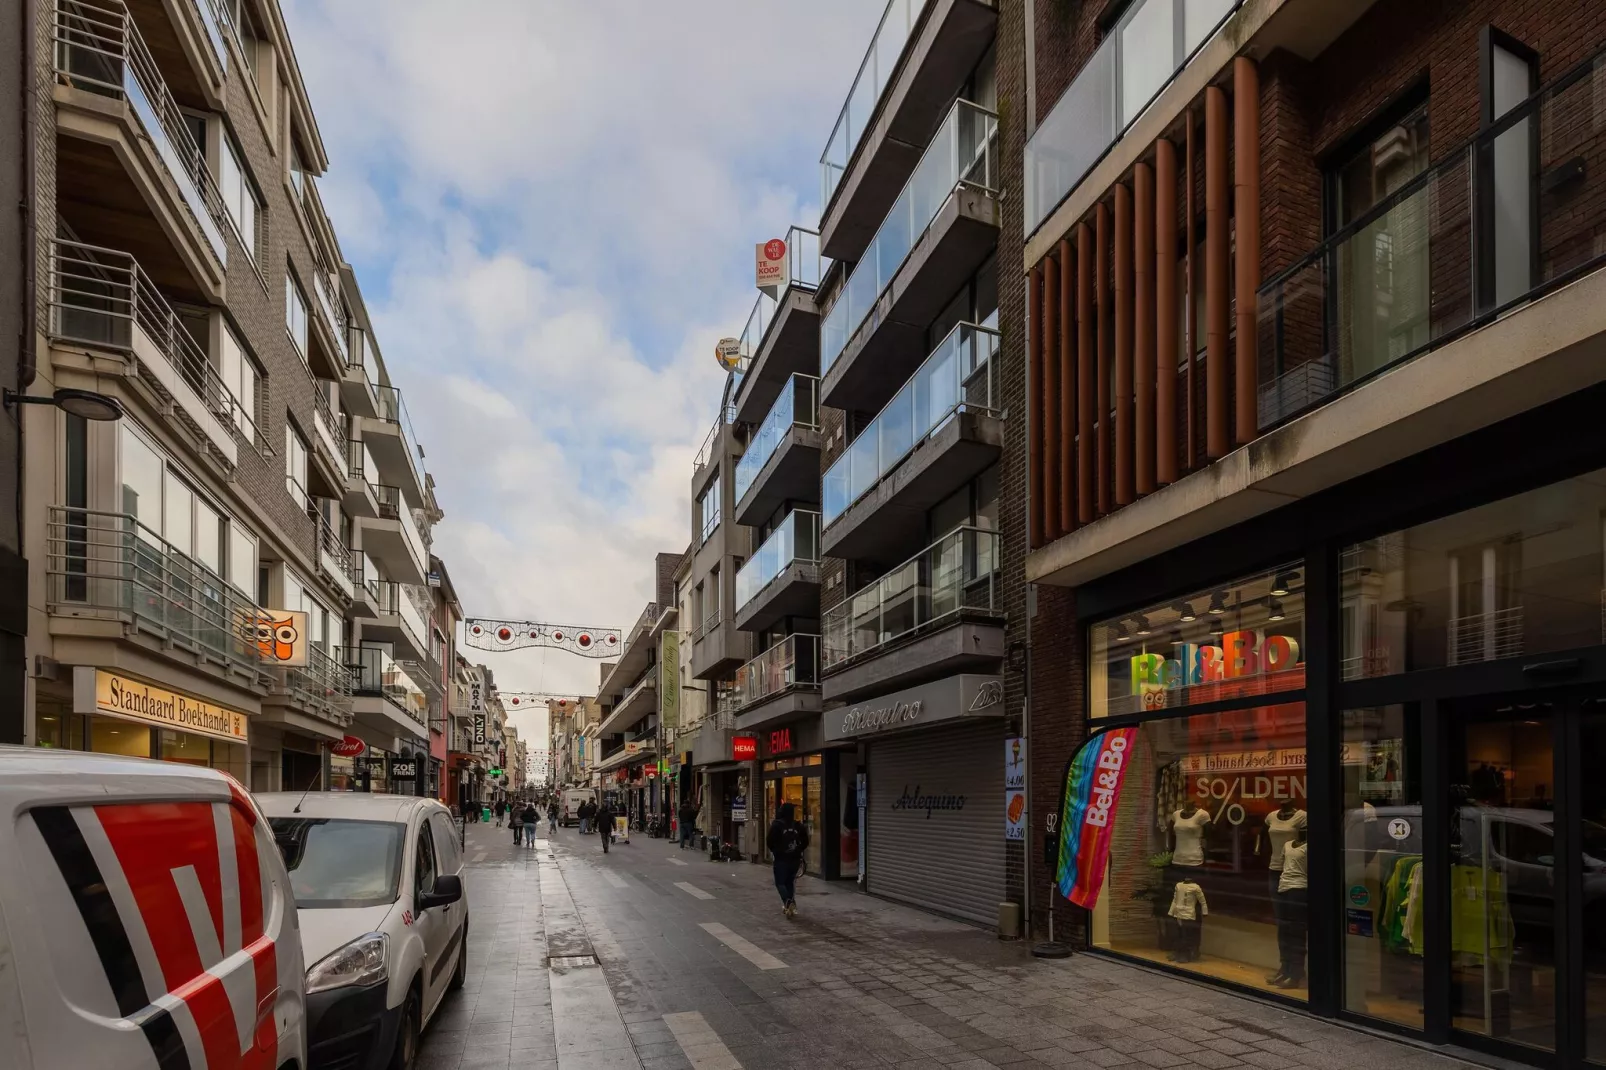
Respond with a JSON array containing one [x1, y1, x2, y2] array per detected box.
[[1005, 737, 1026, 840]]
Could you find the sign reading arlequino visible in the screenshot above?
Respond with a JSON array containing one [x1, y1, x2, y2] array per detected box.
[[77, 668, 249, 744], [824, 675, 1005, 741]]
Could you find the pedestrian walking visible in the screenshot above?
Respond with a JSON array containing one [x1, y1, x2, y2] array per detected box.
[[678, 797, 700, 850], [579, 800, 593, 836], [513, 805, 524, 846], [522, 802, 539, 848], [596, 798, 616, 854], [494, 799, 505, 827], [547, 800, 559, 836], [766, 802, 809, 918]]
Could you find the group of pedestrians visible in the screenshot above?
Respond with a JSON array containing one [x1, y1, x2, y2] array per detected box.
[[574, 798, 619, 852], [490, 798, 560, 848]]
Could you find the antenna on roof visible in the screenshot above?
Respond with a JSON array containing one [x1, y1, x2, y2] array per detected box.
[[292, 761, 324, 814]]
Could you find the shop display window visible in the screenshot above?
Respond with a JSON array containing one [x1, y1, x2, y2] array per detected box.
[[1090, 704, 1308, 999], [91, 718, 152, 758], [34, 710, 86, 751], [1089, 563, 1306, 718], [329, 753, 359, 791], [160, 730, 213, 766], [1341, 467, 1606, 679]]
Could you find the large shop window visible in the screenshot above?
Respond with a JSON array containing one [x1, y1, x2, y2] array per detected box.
[[1089, 563, 1306, 718], [1089, 704, 1309, 998], [1341, 466, 1606, 678]]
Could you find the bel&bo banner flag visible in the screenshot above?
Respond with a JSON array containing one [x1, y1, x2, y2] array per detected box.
[[1055, 726, 1139, 908]]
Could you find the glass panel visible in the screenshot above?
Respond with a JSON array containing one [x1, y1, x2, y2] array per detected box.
[[734, 375, 819, 503], [1449, 706, 1556, 1051], [194, 498, 221, 574], [1341, 705, 1424, 1028], [229, 525, 256, 599], [804, 775, 823, 874], [1090, 703, 1307, 999], [1583, 711, 1606, 1063], [163, 472, 192, 555], [120, 427, 163, 541], [160, 729, 211, 766], [92, 717, 151, 757], [1119, 0, 1174, 128], [1089, 562, 1306, 718], [1341, 468, 1606, 679], [819, 0, 916, 206], [736, 512, 821, 611]]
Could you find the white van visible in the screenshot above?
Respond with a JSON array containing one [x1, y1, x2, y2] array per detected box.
[[0, 747, 308, 1070], [257, 792, 466, 1070], [561, 787, 596, 827]]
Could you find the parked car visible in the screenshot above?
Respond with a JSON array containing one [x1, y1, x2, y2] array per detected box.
[[0, 747, 308, 1070], [561, 787, 595, 827], [258, 793, 467, 1070]]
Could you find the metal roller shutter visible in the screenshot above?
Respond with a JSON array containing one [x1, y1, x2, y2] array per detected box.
[[866, 722, 1004, 926]]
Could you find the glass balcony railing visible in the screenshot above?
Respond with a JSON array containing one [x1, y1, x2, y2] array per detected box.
[[819, 0, 924, 208], [373, 579, 429, 653], [311, 381, 348, 465], [734, 374, 819, 503], [823, 526, 1000, 670], [372, 483, 428, 574], [373, 383, 425, 490], [313, 265, 350, 363], [344, 646, 428, 725], [735, 510, 820, 612], [45, 506, 267, 677], [1025, 0, 1238, 238], [1257, 48, 1606, 430], [732, 634, 820, 713], [347, 326, 381, 396], [737, 227, 826, 374], [823, 322, 999, 527], [54, 0, 230, 266], [188, 0, 228, 74], [821, 99, 998, 373]]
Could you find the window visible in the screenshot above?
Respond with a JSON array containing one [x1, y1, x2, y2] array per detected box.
[[217, 322, 262, 439], [218, 135, 261, 260], [415, 822, 436, 896], [228, 0, 261, 81], [120, 425, 164, 540], [229, 524, 257, 599], [285, 272, 309, 359], [699, 481, 721, 542], [290, 143, 306, 198], [194, 497, 222, 574], [284, 422, 309, 509]]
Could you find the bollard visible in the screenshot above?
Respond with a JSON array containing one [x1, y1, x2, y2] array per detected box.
[[997, 901, 1022, 940]]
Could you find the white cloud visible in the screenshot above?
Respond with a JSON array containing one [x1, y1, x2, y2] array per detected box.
[[282, 0, 875, 701]]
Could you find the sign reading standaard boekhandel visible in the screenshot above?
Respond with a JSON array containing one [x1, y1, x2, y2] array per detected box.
[[823, 674, 1005, 741], [75, 667, 249, 744]]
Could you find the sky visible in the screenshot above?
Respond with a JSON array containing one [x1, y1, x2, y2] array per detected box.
[[280, 1, 879, 748]]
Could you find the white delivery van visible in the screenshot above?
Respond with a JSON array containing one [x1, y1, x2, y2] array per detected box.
[[561, 787, 596, 827]]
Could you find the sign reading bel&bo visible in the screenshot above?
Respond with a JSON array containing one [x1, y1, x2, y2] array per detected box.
[[76, 668, 249, 744]]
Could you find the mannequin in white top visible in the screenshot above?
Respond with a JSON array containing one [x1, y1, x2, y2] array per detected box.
[[1269, 827, 1309, 988], [1169, 802, 1212, 875]]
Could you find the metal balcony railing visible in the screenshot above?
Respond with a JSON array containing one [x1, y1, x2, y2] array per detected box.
[[373, 579, 429, 653], [1025, 0, 1239, 237], [342, 646, 428, 725], [48, 239, 267, 458], [735, 374, 819, 503], [372, 384, 425, 489], [692, 406, 737, 473], [735, 510, 820, 611], [54, 0, 230, 265], [312, 381, 348, 463], [736, 227, 827, 375], [372, 482, 428, 573], [187, 0, 228, 75], [823, 526, 1001, 670], [819, 0, 925, 208], [285, 642, 353, 725], [312, 267, 350, 363], [821, 99, 999, 372], [306, 499, 354, 584], [695, 609, 722, 643], [1449, 606, 1525, 666], [731, 633, 819, 713], [45, 505, 267, 678], [823, 321, 1000, 526], [1257, 46, 1606, 430]]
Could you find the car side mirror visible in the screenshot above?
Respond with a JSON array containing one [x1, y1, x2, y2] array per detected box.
[[418, 873, 462, 911]]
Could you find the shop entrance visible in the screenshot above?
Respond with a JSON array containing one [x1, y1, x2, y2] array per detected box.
[[761, 756, 825, 875]]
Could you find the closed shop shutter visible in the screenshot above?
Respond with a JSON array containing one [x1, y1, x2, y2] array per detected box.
[[866, 722, 1004, 926]]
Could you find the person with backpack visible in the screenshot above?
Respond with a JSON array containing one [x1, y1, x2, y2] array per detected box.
[[595, 797, 617, 854], [766, 802, 810, 918]]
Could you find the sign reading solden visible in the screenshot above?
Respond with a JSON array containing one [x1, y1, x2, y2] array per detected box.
[[79, 668, 249, 743]]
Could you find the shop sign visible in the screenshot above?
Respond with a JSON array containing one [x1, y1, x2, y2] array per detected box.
[[624, 740, 645, 756], [472, 713, 487, 746], [731, 735, 758, 760], [768, 728, 792, 755], [469, 680, 484, 713], [731, 794, 747, 823], [330, 734, 366, 757], [246, 609, 309, 667], [660, 631, 680, 731], [388, 756, 420, 781], [754, 237, 788, 293], [76, 668, 249, 744], [824, 675, 1004, 741], [1005, 737, 1025, 790], [1129, 631, 1301, 709]]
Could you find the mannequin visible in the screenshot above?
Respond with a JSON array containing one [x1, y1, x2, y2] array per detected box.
[[1271, 827, 1309, 989], [1263, 798, 1307, 984], [1167, 872, 1208, 963], [1169, 800, 1212, 880]]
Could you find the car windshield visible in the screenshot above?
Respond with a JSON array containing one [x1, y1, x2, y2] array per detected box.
[[269, 817, 404, 908]]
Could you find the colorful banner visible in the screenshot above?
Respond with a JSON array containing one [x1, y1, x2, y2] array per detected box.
[[1056, 726, 1139, 908]]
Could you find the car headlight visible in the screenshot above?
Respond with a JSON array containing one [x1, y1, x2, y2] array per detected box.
[[305, 933, 388, 994]]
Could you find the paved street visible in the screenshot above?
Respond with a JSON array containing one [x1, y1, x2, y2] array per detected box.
[[417, 823, 1481, 1070]]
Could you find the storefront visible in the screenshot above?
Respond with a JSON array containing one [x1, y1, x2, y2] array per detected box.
[[746, 720, 847, 879], [35, 667, 251, 778], [1064, 395, 1606, 1067], [827, 674, 1009, 925]]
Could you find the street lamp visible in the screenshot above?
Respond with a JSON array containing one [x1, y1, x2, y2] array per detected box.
[[4, 387, 123, 422]]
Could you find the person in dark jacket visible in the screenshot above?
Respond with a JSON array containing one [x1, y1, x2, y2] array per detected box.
[[595, 798, 617, 853], [578, 799, 593, 835], [512, 799, 524, 845], [547, 800, 559, 835], [678, 798, 700, 849], [521, 802, 539, 848], [494, 798, 506, 827], [766, 802, 810, 918]]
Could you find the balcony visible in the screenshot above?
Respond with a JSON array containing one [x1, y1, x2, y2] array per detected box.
[[309, 383, 349, 497], [734, 511, 820, 635], [48, 239, 260, 467], [691, 608, 752, 682], [343, 445, 381, 519], [820, 99, 999, 413], [731, 634, 821, 731], [349, 556, 379, 619], [341, 326, 382, 419], [734, 374, 820, 526], [346, 646, 430, 741], [53, 0, 230, 284], [732, 227, 827, 425], [595, 669, 657, 737], [311, 267, 350, 377], [367, 580, 430, 661], [186, 0, 229, 81], [307, 501, 354, 602], [596, 602, 662, 700], [819, 0, 998, 261], [823, 322, 1000, 565], [277, 643, 354, 728], [822, 525, 1003, 702], [363, 384, 426, 504], [357, 483, 428, 585], [44, 505, 267, 684]]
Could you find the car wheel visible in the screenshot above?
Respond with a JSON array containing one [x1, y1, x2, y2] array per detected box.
[[390, 989, 420, 1070], [449, 921, 468, 991]]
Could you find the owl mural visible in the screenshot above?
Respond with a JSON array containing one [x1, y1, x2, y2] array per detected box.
[[252, 612, 306, 664]]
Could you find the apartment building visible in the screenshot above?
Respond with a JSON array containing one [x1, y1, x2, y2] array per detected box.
[[0, 0, 24, 740], [14, 0, 450, 795], [426, 553, 462, 801], [549, 694, 600, 791], [1021, 0, 1606, 1061]]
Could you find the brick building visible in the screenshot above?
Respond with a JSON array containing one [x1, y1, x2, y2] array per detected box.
[[1022, 0, 1606, 1062], [17, 0, 454, 796]]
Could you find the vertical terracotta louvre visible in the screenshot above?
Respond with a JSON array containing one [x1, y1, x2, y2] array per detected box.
[[1205, 85, 1230, 461], [1076, 222, 1094, 525], [1028, 264, 1044, 548], [1134, 160, 1155, 497], [1113, 183, 1133, 507], [1234, 57, 1261, 447], [1095, 201, 1111, 517], [1042, 255, 1062, 542], [1058, 238, 1076, 535], [1156, 137, 1178, 486], [1185, 111, 1197, 473]]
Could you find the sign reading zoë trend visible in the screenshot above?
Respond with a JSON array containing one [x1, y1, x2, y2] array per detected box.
[[77, 668, 249, 744]]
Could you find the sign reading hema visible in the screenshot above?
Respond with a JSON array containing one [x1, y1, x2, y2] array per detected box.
[[824, 675, 1005, 741]]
